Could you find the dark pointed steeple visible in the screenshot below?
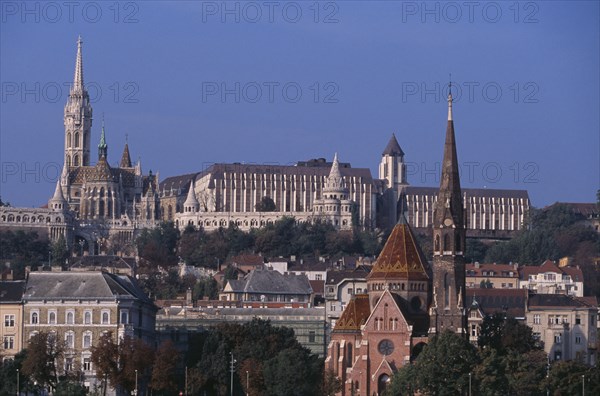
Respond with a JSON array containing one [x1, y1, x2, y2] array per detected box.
[[430, 82, 467, 337], [434, 87, 463, 228], [73, 35, 84, 93], [382, 133, 404, 157], [98, 116, 108, 160], [120, 135, 132, 168]]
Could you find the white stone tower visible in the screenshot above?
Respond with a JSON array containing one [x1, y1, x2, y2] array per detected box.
[[378, 133, 408, 194], [64, 36, 93, 168]]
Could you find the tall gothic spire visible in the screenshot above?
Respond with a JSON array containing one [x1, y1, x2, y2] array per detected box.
[[98, 116, 108, 159], [120, 135, 132, 168], [73, 35, 84, 93], [434, 84, 463, 226]]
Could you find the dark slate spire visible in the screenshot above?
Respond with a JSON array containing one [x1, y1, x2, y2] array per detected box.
[[382, 133, 404, 157], [434, 88, 463, 228]]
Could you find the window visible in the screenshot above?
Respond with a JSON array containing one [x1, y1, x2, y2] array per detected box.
[[31, 312, 38, 324], [554, 333, 562, 344], [3, 336, 14, 349], [575, 315, 581, 325], [471, 324, 477, 337], [308, 331, 316, 343], [554, 351, 562, 361], [575, 335, 582, 344], [120, 310, 129, 325], [4, 315, 15, 327], [65, 332, 74, 349], [83, 332, 92, 349], [533, 314, 540, 324], [66, 311, 74, 325], [48, 311, 57, 324], [316, 274, 322, 281], [83, 357, 91, 371], [347, 288, 353, 295], [101, 311, 110, 324], [330, 304, 336, 312], [65, 357, 73, 372], [84, 311, 92, 325]]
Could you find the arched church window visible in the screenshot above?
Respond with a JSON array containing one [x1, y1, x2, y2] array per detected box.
[[346, 343, 353, 366], [67, 133, 71, 147], [74, 155, 80, 167], [435, 234, 440, 251], [443, 234, 450, 252], [74, 132, 80, 147]]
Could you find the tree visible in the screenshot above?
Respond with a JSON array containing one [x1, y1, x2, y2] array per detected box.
[[478, 313, 539, 355], [0, 350, 30, 396], [90, 332, 119, 396], [322, 369, 342, 396], [389, 331, 478, 395], [255, 196, 276, 212], [21, 332, 64, 393], [151, 340, 180, 394], [51, 234, 69, 267], [262, 348, 322, 396]]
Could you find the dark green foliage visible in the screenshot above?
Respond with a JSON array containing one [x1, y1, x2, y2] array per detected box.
[[485, 204, 597, 263], [51, 234, 69, 268], [54, 380, 88, 396], [0, 350, 30, 396], [387, 331, 478, 396], [136, 221, 180, 269], [187, 319, 324, 396], [193, 276, 219, 300], [0, 230, 49, 278], [478, 313, 539, 355], [255, 196, 276, 212], [465, 238, 489, 263], [21, 332, 64, 392]]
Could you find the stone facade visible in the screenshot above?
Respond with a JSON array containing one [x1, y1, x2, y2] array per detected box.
[[22, 271, 157, 394], [0, 281, 26, 360]]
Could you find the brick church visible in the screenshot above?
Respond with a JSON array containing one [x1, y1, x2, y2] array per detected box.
[[325, 89, 467, 396]]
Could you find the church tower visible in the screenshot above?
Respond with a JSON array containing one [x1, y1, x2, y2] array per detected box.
[[379, 134, 409, 228], [64, 36, 93, 168], [379, 133, 408, 193], [429, 86, 467, 336]]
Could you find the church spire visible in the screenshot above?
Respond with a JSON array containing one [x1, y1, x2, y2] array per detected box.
[[73, 35, 84, 93], [49, 180, 67, 211], [447, 82, 453, 121], [98, 116, 107, 159], [120, 139, 132, 168]]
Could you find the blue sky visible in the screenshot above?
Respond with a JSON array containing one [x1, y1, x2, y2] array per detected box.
[[1, 1, 598, 208]]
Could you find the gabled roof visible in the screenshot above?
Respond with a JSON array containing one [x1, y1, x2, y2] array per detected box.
[[520, 260, 583, 280], [228, 269, 312, 295], [333, 293, 370, 331], [382, 134, 404, 156], [529, 294, 598, 309], [466, 288, 527, 318], [24, 272, 151, 303], [466, 263, 518, 277], [0, 280, 26, 302], [326, 267, 370, 285], [367, 219, 429, 281]]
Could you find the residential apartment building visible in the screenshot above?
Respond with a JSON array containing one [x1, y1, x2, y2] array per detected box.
[[466, 263, 519, 289], [324, 268, 370, 331], [527, 294, 597, 365], [22, 272, 157, 393], [520, 260, 584, 297], [220, 269, 313, 304], [0, 281, 25, 360]]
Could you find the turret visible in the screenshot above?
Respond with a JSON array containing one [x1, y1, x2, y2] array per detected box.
[[183, 179, 200, 213]]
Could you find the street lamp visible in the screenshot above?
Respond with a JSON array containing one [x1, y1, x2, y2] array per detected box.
[[230, 353, 236, 396], [79, 239, 85, 256], [469, 372, 472, 396], [16, 368, 19, 396], [582, 374, 585, 396], [246, 370, 249, 396], [134, 369, 138, 396]]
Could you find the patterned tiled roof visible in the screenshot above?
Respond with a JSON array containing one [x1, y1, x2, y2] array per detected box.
[[334, 293, 370, 331], [367, 219, 429, 281]]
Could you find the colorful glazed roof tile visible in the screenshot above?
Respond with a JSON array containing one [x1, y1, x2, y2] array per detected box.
[[367, 218, 430, 281], [334, 293, 371, 332]]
